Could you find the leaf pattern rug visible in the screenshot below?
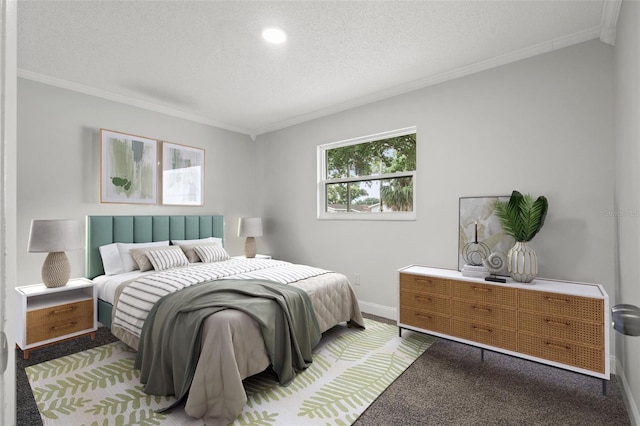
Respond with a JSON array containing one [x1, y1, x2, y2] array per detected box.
[[27, 318, 433, 425]]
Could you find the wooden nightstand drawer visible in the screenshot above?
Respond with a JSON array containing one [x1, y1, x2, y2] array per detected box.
[[26, 299, 93, 344], [400, 291, 450, 315], [452, 281, 516, 308], [452, 299, 516, 329], [16, 278, 97, 359], [451, 318, 517, 351], [518, 311, 603, 347], [518, 333, 605, 373], [400, 273, 450, 297], [400, 307, 451, 335], [518, 290, 603, 321]]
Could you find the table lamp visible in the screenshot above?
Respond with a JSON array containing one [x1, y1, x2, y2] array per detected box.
[[28, 219, 83, 288], [238, 217, 262, 258]]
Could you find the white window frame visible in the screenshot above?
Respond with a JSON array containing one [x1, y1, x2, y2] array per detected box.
[[317, 126, 417, 221]]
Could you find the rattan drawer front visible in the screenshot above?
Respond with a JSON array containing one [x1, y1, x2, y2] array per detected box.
[[518, 311, 603, 347], [518, 332, 604, 373], [452, 299, 517, 329], [400, 273, 450, 297], [518, 290, 603, 321], [452, 281, 516, 307], [451, 318, 517, 351], [400, 307, 451, 335], [26, 299, 93, 344], [400, 291, 450, 315]]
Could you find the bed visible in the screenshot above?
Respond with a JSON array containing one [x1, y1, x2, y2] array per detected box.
[[85, 215, 365, 425]]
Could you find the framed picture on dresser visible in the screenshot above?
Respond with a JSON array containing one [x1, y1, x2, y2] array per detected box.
[[100, 129, 158, 204], [161, 141, 205, 206], [458, 195, 513, 275]]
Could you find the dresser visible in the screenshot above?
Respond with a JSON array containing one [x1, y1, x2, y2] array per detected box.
[[398, 265, 610, 389], [15, 278, 97, 359]]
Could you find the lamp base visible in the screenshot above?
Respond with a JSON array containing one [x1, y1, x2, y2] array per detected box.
[[42, 252, 71, 288], [244, 237, 257, 258]]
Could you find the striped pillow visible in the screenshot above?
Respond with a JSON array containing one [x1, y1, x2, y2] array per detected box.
[[145, 247, 189, 271], [179, 242, 223, 263], [193, 245, 230, 263], [130, 246, 182, 272]]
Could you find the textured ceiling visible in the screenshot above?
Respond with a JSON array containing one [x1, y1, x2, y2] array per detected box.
[[17, 1, 616, 137]]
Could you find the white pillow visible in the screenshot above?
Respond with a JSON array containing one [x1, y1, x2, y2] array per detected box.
[[116, 241, 169, 272], [99, 243, 124, 275], [145, 247, 189, 271], [193, 245, 230, 263], [171, 237, 223, 247]]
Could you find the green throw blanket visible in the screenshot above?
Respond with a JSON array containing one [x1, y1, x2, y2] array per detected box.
[[134, 279, 322, 409]]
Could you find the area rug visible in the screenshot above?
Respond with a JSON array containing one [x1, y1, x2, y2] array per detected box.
[[26, 318, 433, 425]]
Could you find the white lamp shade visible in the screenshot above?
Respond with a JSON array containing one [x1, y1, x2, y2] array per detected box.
[[28, 219, 83, 253], [238, 217, 263, 237]]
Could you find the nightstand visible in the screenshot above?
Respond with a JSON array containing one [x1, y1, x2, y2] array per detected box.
[[15, 278, 97, 359], [232, 254, 272, 259]]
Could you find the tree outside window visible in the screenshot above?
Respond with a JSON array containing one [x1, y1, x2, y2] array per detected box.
[[318, 127, 416, 220]]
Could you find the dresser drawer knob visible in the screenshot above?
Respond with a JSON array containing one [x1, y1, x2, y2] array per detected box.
[[473, 326, 492, 333], [545, 296, 569, 303], [545, 342, 570, 351], [472, 306, 492, 313], [415, 295, 432, 302], [545, 319, 570, 327], [472, 287, 490, 292], [50, 322, 77, 331], [51, 306, 75, 315], [415, 313, 432, 320], [416, 279, 434, 285]]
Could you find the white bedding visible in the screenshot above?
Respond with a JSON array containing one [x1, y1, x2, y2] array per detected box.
[[93, 270, 150, 303]]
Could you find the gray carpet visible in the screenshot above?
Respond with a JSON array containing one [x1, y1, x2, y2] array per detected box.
[[16, 315, 630, 425]]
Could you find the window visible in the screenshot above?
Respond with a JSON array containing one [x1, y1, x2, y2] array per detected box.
[[318, 127, 416, 220]]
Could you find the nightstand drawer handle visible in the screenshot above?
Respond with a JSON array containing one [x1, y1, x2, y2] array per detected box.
[[415, 313, 432, 320], [473, 326, 492, 333], [472, 306, 492, 313], [415, 296, 432, 302], [545, 342, 570, 351], [50, 322, 77, 331], [416, 279, 434, 285], [472, 287, 490, 292], [544, 296, 569, 303], [545, 319, 570, 327], [51, 307, 75, 315]]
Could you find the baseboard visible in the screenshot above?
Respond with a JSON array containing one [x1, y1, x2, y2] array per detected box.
[[616, 358, 640, 426], [359, 300, 397, 321]]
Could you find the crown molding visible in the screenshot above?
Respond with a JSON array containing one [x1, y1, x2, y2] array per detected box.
[[600, 0, 622, 46], [17, 23, 606, 139], [17, 69, 253, 136], [254, 26, 602, 136]]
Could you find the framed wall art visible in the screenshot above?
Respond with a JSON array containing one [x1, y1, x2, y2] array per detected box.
[[161, 141, 205, 206], [100, 129, 158, 204], [458, 195, 514, 275]]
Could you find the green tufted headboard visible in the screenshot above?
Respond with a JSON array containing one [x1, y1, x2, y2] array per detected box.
[[85, 215, 224, 279]]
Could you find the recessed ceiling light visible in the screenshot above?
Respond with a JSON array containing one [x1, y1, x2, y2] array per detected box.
[[262, 27, 287, 44]]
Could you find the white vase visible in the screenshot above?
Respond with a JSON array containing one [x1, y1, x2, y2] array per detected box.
[[507, 241, 537, 283]]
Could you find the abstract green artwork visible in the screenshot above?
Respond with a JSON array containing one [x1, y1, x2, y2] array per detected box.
[[100, 129, 158, 204]]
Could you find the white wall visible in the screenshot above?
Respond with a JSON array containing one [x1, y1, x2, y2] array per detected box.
[[256, 40, 616, 322], [17, 79, 259, 286], [614, 1, 640, 423]]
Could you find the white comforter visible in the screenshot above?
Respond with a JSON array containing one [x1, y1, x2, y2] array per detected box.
[[109, 259, 364, 424]]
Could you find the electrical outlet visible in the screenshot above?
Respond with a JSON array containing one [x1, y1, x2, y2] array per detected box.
[[353, 273, 361, 285]]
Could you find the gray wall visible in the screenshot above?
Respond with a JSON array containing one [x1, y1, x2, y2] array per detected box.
[[614, 0, 640, 422], [17, 79, 258, 285], [257, 39, 616, 321]]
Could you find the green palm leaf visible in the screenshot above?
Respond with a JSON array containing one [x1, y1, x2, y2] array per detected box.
[[494, 190, 548, 242]]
